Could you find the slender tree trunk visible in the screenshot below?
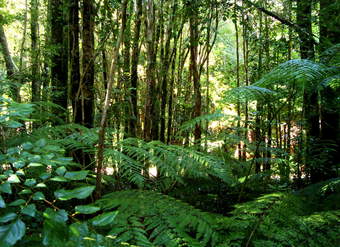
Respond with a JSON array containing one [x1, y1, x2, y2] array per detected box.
[[122, 0, 132, 138], [297, 0, 320, 182], [318, 0, 340, 180], [130, 0, 142, 138], [96, 0, 127, 199], [69, 0, 81, 124], [265, 105, 272, 171], [189, 2, 201, 146], [242, 9, 249, 161], [254, 7, 263, 173], [31, 0, 40, 105], [81, 0, 95, 128], [144, 0, 158, 141], [160, 0, 175, 143], [50, 0, 68, 123], [0, 15, 19, 100]]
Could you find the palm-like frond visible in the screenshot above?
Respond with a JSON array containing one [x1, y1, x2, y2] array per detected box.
[[94, 190, 221, 247], [178, 111, 226, 133], [255, 59, 329, 89], [223, 85, 276, 103], [104, 138, 234, 189]]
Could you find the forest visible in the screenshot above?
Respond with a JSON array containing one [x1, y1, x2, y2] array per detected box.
[[0, 0, 339, 246]]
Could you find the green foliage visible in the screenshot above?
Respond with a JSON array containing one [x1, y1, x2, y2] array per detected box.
[[94, 190, 220, 247], [0, 96, 33, 129], [217, 181, 340, 247], [0, 98, 95, 246], [0, 137, 94, 246], [223, 85, 276, 103], [104, 137, 234, 190]]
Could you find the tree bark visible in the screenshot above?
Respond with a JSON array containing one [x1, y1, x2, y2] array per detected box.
[[31, 0, 40, 105], [81, 0, 95, 128], [69, 0, 81, 124], [50, 0, 68, 123], [189, 2, 202, 146], [129, 0, 143, 138], [0, 15, 19, 100], [318, 0, 340, 180], [297, 0, 320, 183], [144, 0, 158, 141]]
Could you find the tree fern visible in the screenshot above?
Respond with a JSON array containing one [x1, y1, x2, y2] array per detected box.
[[223, 85, 276, 103], [255, 59, 335, 91]]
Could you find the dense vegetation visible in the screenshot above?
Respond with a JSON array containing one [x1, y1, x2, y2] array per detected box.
[[0, 0, 339, 246]]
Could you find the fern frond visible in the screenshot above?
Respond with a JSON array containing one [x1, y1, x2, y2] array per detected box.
[[178, 111, 226, 133], [104, 138, 234, 189], [95, 190, 220, 247], [256, 59, 329, 89], [223, 85, 276, 103]]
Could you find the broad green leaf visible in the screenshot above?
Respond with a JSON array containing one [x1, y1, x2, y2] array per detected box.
[[0, 195, 5, 208], [50, 176, 68, 182], [6, 148, 19, 155], [40, 172, 51, 180], [54, 186, 95, 201], [4, 170, 13, 176], [69, 222, 89, 238], [0, 213, 17, 223], [64, 171, 89, 180], [7, 174, 20, 183], [0, 182, 11, 194], [42, 209, 68, 247], [45, 145, 63, 152], [24, 179, 36, 187], [22, 142, 33, 150], [15, 170, 25, 176], [9, 199, 25, 206], [28, 163, 43, 167], [75, 205, 100, 214], [91, 211, 118, 226], [35, 183, 47, 188], [33, 192, 45, 201], [13, 161, 25, 169], [19, 189, 32, 195], [0, 219, 25, 246], [21, 204, 36, 217], [36, 139, 47, 147], [56, 166, 67, 176], [43, 208, 68, 223]]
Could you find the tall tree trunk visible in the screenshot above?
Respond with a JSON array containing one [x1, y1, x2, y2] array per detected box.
[[233, 0, 242, 160], [122, 1, 132, 138], [50, 0, 68, 123], [31, 0, 40, 104], [69, 0, 81, 124], [144, 0, 158, 141], [318, 0, 340, 180], [0, 15, 19, 101], [81, 0, 95, 128], [72, 0, 95, 169], [297, 0, 320, 182], [254, 7, 263, 173], [160, 0, 175, 143], [242, 8, 249, 161], [96, 0, 127, 199], [189, 2, 201, 146], [130, 0, 142, 138]]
